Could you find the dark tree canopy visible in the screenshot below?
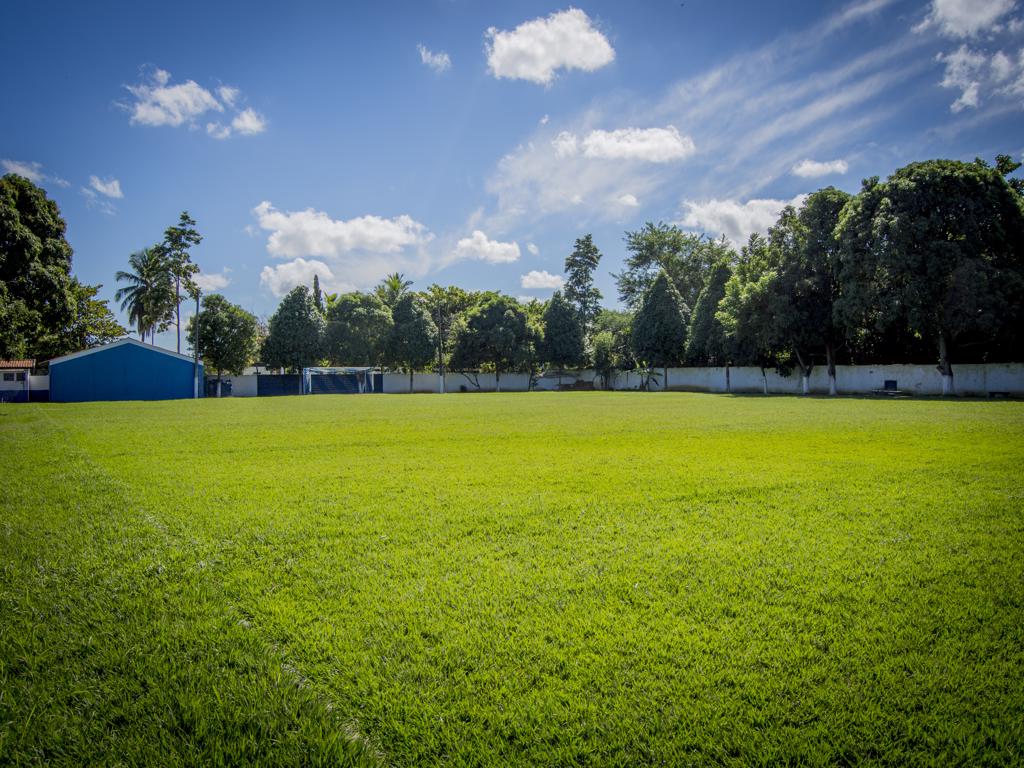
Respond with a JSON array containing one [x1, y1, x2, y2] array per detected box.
[[52, 280, 127, 357], [261, 286, 325, 371], [0, 174, 76, 358], [836, 159, 1024, 383], [324, 291, 393, 366], [538, 290, 585, 371], [449, 295, 534, 382], [630, 270, 690, 374], [385, 293, 438, 381], [160, 211, 202, 353], [563, 234, 603, 331], [615, 223, 732, 310], [685, 259, 732, 366], [187, 294, 259, 378]]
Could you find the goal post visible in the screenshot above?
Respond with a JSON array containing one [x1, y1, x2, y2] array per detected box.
[[301, 367, 380, 395]]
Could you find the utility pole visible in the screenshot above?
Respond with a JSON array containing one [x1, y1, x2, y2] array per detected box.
[[193, 288, 201, 399]]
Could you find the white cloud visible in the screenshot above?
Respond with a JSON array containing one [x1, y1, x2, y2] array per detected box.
[[582, 126, 695, 162], [520, 270, 564, 289], [991, 50, 1015, 80], [791, 158, 849, 177], [938, 44, 989, 110], [253, 201, 432, 258], [452, 230, 520, 263], [539, 114, 550, 125], [88, 175, 123, 198], [918, 0, 1017, 38], [417, 44, 451, 73], [194, 269, 232, 292], [680, 194, 807, 246], [124, 67, 265, 138], [231, 108, 267, 135], [80, 187, 117, 216], [552, 131, 579, 157], [616, 193, 640, 207], [260, 258, 342, 298], [218, 86, 240, 107], [486, 8, 615, 85], [1, 159, 70, 188], [527, 242, 540, 255]]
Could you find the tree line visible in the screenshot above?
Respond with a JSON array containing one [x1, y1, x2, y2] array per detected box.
[[3, 155, 1022, 394]]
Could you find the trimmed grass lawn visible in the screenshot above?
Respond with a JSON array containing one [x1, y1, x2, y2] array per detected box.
[[2, 392, 1023, 766]]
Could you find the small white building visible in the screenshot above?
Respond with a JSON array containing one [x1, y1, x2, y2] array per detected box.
[[0, 359, 34, 403]]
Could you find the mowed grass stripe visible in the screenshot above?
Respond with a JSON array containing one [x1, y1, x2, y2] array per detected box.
[[2, 393, 1023, 765], [0, 406, 383, 767]]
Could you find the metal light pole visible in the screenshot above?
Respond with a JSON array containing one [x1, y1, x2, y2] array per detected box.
[[193, 288, 201, 399]]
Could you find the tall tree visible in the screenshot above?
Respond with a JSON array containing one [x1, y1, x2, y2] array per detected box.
[[449, 295, 533, 392], [538, 291, 585, 382], [114, 247, 175, 343], [186, 294, 259, 395], [630, 270, 690, 390], [312, 274, 324, 314], [375, 272, 413, 308], [420, 284, 474, 392], [160, 212, 202, 353], [685, 258, 732, 367], [0, 173, 76, 359], [261, 286, 325, 372], [563, 234, 603, 332], [324, 291, 393, 366], [591, 330, 618, 389], [593, 309, 636, 372], [385, 293, 438, 392], [836, 160, 1024, 395], [615, 223, 732, 310]]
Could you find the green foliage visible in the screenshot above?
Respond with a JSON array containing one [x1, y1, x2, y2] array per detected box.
[[312, 274, 324, 314], [374, 272, 413, 308], [590, 330, 617, 388], [324, 291, 393, 366], [563, 234, 603, 331], [836, 159, 1024, 374], [51, 279, 127, 357], [593, 309, 635, 370], [160, 212, 202, 352], [615, 223, 732, 310], [449, 294, 535, 379], [3, 395, 1023, 765], [630, 271, 689, 371], [261, 286, 325, 371], [0, 173, 75, 358], [384, 293, 438, 380], [186, 294, 259, 378], [716, 234, 784, 370], [538, 291, 585, 371], [685, 259, 732, 366], [114, 247, 176, 343]]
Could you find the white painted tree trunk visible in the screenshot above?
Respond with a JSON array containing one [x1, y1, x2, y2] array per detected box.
[[496, 370, 501, 393], [942, 373, 954, 396], [828, 373, 837, 396], [801, 375, 809, 395], [216, 379, 222, 398], [762, 369, 768, 395]]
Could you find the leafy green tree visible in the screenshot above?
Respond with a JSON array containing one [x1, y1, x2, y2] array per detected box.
[[115, 247, 175, 343], [615, 223, 732, 310], [324, 291, 393, 366], [186, 294, 259, 394], [160, 212, 202, 353], [375, 272, 413, 308], [836, 160, 1024, 394], [261, 286, 325, 371], [449, 295, 534, 392], [420, 284, 474, 392], [0, 173, 75, 359], [591, 330, 618, 389], [52, 280, 127, 356], [630, 271, 690, 390], [385, 293, 438, 392], [685, 258, 732, 366], [312, 274, 324, 314], [593, 309, 635, 371], [716, 234, 784, 393], [563, 234, 603, 331], [538, 291, 585, 382]]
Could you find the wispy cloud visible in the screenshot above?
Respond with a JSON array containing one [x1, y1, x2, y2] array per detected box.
[[418, 44, 451, 73], [2, 159, 70, 188], [88, 175, 123, 198]]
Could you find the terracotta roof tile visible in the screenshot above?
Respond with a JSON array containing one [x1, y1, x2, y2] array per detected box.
[[0, 360, 34, 369]]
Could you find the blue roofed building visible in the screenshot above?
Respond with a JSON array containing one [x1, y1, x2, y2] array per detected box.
[[49, 339, 204, 402]]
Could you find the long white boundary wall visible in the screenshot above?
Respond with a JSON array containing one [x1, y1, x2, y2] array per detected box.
[[216, 363, 1024, 397]]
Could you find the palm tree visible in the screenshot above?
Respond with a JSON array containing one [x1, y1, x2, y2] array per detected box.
[[375, 272, 413, 308], [115, 247, 175, 343]]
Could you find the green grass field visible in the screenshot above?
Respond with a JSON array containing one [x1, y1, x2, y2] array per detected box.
[[2, 393, 1023, 766]]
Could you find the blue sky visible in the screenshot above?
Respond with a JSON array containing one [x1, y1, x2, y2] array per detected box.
[[3, 0, 1023, 347]]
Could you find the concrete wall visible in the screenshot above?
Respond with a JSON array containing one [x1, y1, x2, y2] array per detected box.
[[194, 363, 1024, 397]]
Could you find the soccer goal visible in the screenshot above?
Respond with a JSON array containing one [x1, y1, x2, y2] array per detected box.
[[301, 367, 382, 395]]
